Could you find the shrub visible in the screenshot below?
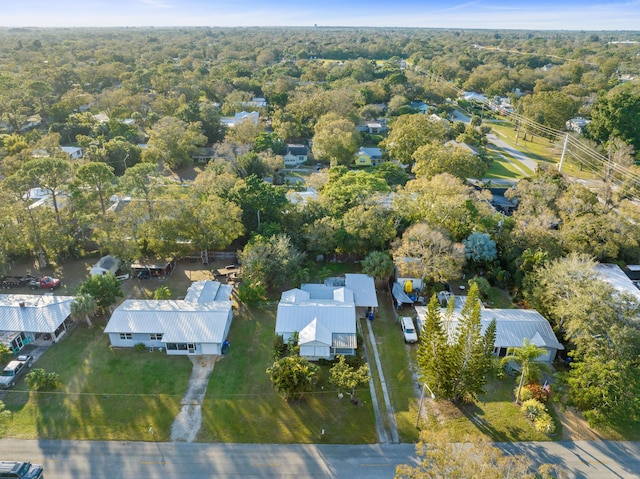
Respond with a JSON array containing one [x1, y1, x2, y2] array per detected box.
[[237, 281, 267, 304], [534, 412, 556, 435], [468, 276, 491, 299], [134, 343, 147, 352], [521, 399, 546, 421], [523, 383, 550, 403], [25, 368, 60, 391], [273, 334, 287, 359]]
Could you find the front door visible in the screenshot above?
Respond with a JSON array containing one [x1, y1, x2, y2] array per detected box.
[[187, 343, 196, 354]]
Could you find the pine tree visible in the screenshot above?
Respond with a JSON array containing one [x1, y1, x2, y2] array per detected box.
[[416, 295, 452, 398], [450, 283, 495, 403]]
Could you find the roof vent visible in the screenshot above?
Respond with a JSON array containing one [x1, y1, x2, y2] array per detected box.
[[18, 301, 26, 307]]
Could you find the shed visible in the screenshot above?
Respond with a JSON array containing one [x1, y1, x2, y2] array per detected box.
[[90, 255, 119, 277]]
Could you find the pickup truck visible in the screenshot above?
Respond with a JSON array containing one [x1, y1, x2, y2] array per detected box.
[[0, 354, 34, 389], [30, 276, 61, 290], [0, 461, 44, 479]]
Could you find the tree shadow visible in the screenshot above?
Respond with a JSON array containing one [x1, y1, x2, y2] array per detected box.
[[457, 402, 509, 442]]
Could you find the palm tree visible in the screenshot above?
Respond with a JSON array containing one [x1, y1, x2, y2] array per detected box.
[[71, 293, 98, 327], [501, 338, 551, 404]]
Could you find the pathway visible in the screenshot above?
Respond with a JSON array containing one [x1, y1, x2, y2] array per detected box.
[[170, 355, 217, 442], [362, 318, 399, 443]]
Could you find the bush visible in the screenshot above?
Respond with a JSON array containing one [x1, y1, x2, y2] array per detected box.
[[534, 412, 556, 435], [468, 276, 491, 299], [523, 383, 550, 403], [25, 368, 60, 391], [521, 399, 546, 421], [134, 343, 147, 352], [237, 281, 267, 304], [273, 334, 287, 359]]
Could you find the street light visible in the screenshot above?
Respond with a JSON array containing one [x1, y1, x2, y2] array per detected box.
[[415, 382, 436, 428]]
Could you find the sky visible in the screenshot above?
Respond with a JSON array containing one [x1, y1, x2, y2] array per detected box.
[[1, 0, 640, 31]]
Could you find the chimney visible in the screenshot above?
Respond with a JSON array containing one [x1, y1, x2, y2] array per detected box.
[[18, 301, 25, 307]]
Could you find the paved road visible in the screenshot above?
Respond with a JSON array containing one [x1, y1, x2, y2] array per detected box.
[[487, 132, 539, 173], [2, 439, 640, 478]]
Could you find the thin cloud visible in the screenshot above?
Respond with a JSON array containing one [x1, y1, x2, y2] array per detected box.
[[137, 0, 173, 9]]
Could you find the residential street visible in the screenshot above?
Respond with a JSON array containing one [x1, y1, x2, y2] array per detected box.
[[1, 439, 639, 478]]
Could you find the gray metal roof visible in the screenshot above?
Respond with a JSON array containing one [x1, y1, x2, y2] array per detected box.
[[184, 281, 232, 304], [596, 263, 640, 304], [345, 274, 378, 307], [0, 294, 73, 333], [415, 298, 563, 351], [332, 333, 357, 349], [276, 301, 356, 336], [299, 318, 332, 346], [105, 299, 232, 343]]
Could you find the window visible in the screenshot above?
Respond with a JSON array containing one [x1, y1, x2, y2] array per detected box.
[[177, 343, 188, 350], [119, 333, 132, 340], [150, 333, 163, 341], [166, 343, 177, 350]]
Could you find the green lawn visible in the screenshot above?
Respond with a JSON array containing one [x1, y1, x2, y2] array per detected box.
[[197, 303, 377, 443], [484, 153, 528, 180], [368, 292, 421, 443], [2, 321, 191, 441], [426, 376, 558, 442]]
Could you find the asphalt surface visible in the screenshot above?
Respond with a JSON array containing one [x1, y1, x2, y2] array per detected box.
[[2, 439, 640, 478]]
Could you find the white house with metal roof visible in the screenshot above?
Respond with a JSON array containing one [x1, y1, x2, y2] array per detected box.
[[0, 294, 74, 352], [595, 263, 640, 305], [276, 284, 357, 361], [104, 281, 233, 355], [415, 296, 564, 362], [344, 273, 378, 318]]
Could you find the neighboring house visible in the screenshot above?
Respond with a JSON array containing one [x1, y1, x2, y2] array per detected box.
[[566, 117, 590, 134], [595, 263, 640, 304], [445, 140, 478, 155], [283, 144, 309, 167], [287, 188, 319, 205], [462, 92, 488, 103], [220, 111, 259, 128], [61, 146, 83, 159], [275, 284, 357, 360], [239, 97, 268, 108], [409, 101, 430, 114], [190, 147, 216, 164], [415, 296, 564, 362], [104, 280, 234, 355], [355, 147, 383, 166], [93, 112, 110, 123], [0, 294, 74, 351], [90, 255, 119, 277], [357, 120, 387, 134], [21, 114, 42, 131]]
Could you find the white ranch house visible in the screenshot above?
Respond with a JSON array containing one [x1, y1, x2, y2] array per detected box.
[[275, 274, 377, 360], [105, 281, 233, 355], [0, 294, 74, 352], [415, 296, 564, 362]]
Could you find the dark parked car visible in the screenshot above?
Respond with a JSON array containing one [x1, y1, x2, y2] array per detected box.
[[0, 461, 44, 478]]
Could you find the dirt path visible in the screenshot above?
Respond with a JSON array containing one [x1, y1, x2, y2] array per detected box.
[[170, 355, 217, 442], [553, 404, 604, 441]]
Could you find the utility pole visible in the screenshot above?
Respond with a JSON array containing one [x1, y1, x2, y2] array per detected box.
[[415, 383, 436, 428], [558, 134, 569, 172]]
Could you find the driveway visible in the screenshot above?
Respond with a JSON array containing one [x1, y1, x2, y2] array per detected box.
[[170, 355, 218, 442]]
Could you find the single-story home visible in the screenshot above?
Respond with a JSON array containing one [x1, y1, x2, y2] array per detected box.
[[415, 296, 564, 362], [355, 147, 383, 166], [104, 280, 233, 355], [61, 146, 83, 159], [595, 263, 640, 304], [90, 255, 119, 277], [0, 294, 74, 351], [275, 284, 357, 361], [220, 111, 259, 128], [283, 144, 309, 167]]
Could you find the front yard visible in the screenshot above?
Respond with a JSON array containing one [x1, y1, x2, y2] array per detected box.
[[2, 258, 634, 444]]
